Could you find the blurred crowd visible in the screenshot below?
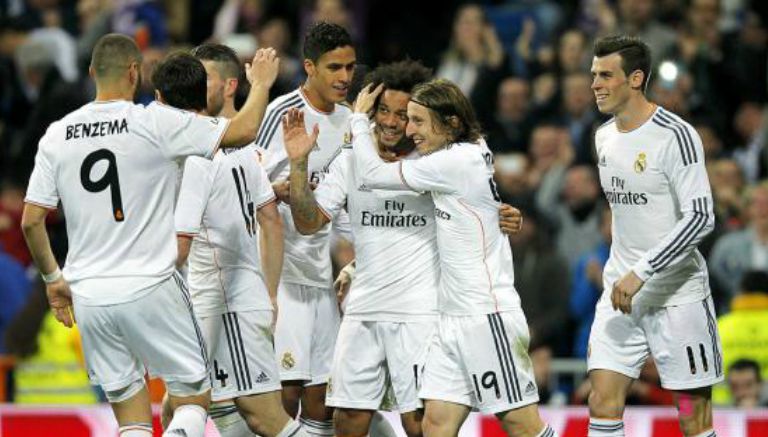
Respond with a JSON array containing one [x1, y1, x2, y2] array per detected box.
[[1, 0, 768, 409]]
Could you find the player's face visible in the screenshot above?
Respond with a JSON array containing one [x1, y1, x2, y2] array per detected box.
[[406, 101, 450, 154], [202, 60, 226, 117], [306, 46, 356, 104], [591, 53, 631, 115], [374, 89, 410, 148]]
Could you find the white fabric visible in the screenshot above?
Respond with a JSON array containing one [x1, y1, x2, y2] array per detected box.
[[350, 113, 520, 316], [314, 146, 439, 321], [175, 145, 275, 316], [595, 107, 714, 307], [25, 100, 228, 305], [419, 310, 539, 414], [255, 88, 352, 288], [74, 273, 210, 394], [273, 283, 340, 384], [200, 310, 282, 401], [588, 296, 724, 390], [164, 404, 207, 437], [326, 319, 437, 413]]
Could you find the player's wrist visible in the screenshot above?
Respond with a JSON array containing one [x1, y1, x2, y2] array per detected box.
[[41, 266, 63, 283]]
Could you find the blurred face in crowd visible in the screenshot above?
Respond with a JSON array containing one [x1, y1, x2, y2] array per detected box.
[[374, 89, 410, 148], [454, 4, 485, 45], [305, 45, 356, 105], [563, 73, 594, 117], [405, 101, 451, 155], [591, 52, 641, 115], [258, 18, 291, 53], [696, 124, 723, 159], [497, 78, 530, 121], [559, 30, 586, 73], [728, 368, 762, 408], [748, 186, 768, 229], [529, 125, 564, 163], [709, 159, 744, 192], [562, 165, 599, 208], [619, 0, 654, 27], [734, 102, 764, 141], [689, 0, 721, 32]]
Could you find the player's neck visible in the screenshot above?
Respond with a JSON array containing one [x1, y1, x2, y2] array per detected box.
[[301, 83, 334, 113], [219, 101, 237, 119], [94, 81, 135, 102], [614, 96, 656, 133]]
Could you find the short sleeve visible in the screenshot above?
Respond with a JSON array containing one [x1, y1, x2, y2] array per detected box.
[[314, 151, 351, 220], [149, 102, 230, 160], [175, 158, 214, 235], [25, 130, 59, 209], [253, 159, 277, 209]]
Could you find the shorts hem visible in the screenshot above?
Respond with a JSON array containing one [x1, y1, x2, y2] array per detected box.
[[477, 397, 540, 415], [307, 374, 330, 387], [419, 392, 471, 409], [395, 401, 422, 414], [96, 372, 145, 392], [279, 372, 312, 382], [153, 371, 210, 385], [661, 375, 725, 391], [211, 383, 283, 402], [588, 362, 642, 380], [326, 397, 380, 411]]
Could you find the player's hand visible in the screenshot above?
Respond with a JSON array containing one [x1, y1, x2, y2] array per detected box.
[[273, 180, 290, 204], [245, 47, 279, 88], [611, 271, 644, 314], [282, 108, 319, 161], [46, 278, 75, 328], [353, 83, 384, 115], [498, 204, 523, 235], [334, 263, 355, 311]]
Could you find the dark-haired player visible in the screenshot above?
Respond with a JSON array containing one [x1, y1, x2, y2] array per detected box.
[[587, 35, 721, 437]]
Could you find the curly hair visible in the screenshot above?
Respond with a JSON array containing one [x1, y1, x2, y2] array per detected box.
[[303, 21, 353, 62], [364, 59, 433, 94]]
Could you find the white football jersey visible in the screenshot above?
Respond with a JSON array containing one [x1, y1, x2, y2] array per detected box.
[[349, 114, 520, 316], [175, 145, 276, 316], [255, 88, 352, 288], [314, 142, 439, 322], [25, 100, 229, 305], [595, 106, 714, 307]]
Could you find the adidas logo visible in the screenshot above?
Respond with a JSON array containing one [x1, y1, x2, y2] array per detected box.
[[358, 184, 371, 192], [255, 371, 270, 383], [167, 430, 188, 436], [525, 381, 537, 396]]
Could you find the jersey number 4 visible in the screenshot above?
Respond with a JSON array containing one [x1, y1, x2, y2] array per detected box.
[[231, 165, 256, 236], [80, 149, 125, 222]]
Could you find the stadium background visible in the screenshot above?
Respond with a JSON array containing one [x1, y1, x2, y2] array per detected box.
[[1, 0, 768, 435]]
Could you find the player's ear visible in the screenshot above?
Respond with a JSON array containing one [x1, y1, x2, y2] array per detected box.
[[629, 69, 644, 90], [225, 78, 238, 99], [304, 59, 316, 78], [154, 89, 164, 104]]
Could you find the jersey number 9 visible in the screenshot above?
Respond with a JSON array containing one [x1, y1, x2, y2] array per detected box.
[[80, 149, 125, 222]]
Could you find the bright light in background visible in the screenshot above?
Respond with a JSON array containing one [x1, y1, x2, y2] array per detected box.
[[659, 61, 679, 83]]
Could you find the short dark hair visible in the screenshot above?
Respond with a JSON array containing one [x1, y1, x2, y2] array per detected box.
[[729, 359, 761, 381], [365, 59, 433, 95], [90, 34, 142, 80], [740, 270, 768, 294], [594, 35, 652, 91], [303, 21, 353, 62], [410, 79, 483, 144], [191, 43, 242, 80], [152, 52, 207, 112]]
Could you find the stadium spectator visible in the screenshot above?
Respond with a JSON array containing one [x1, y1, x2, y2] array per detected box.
[[528, 123, 571, 213], [614, 0, 677, 62], [569, 205, 611, 359], [710, 183, 768, 300], [732, 102, 767, 183], [557, 71, 598, 165], [0, 247, 32, 355], [0, 178, 31, 266], [484, 77, 534, 154], [715, 271, 768, 405], [727, 359, 766, 408], [0, 16, 79, 82]]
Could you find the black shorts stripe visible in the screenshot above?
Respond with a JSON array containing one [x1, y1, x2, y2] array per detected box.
[[173, 273, 210, 370], [231, 312, 253, 389], [649, 198, 707, 271], [487, 314, 514, 403], [255, 93, 302, 148], [225, 313, 250, 391], [209, 404, 238, 419], [703, 300, 722, 377], [222, 313, 243, 390], [659, 109, 698, 164], [493, 313, 523, 401]]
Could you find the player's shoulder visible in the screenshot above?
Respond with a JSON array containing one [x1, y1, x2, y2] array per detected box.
[[256, 89, 306, 148], [265, 88, 304, 112], [649, 106, 701, 165]]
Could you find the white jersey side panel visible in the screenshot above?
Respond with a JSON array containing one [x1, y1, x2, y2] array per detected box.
[[255, 89, 352, 287], [175, 146, 276, 316], [595, 107, 714, 307], [25, 100, 228, 305], [314, 145, 439, 321], [349, 114, 520, 315]]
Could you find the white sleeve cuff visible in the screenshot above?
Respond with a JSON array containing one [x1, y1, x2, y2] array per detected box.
[[632, 259, 654, 282]]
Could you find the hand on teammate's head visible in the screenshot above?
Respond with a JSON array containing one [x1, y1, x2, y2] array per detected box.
[[353, 83, 384, 115], [245, 47, 280, 88]]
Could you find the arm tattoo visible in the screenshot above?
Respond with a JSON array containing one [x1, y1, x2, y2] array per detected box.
[[289, 157, 326, 232]]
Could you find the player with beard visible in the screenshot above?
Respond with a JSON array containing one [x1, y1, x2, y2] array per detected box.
[[254, 21, 354, 436], [284, 61, 523, 437]]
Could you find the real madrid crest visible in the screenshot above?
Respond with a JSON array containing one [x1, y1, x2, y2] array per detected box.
[[634, 152, 647, 173], [281, 352, 295, 370], [343, 131, 352, 145]]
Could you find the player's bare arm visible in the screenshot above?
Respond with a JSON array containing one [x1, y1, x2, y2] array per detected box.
[[257, 199, 284, 323], [282, 108, 329, 234], [21, 203, 75, 327], [221, 48, 280, 148], [175, 235, 193, 269]]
